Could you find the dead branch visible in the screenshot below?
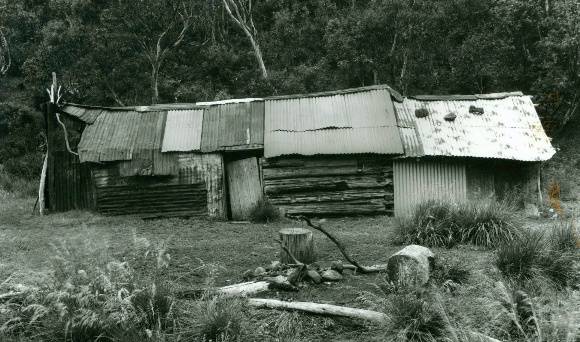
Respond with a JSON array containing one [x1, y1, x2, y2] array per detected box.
[[287, 215, 387, 274], [0, 27, 10, 75], [55, 113, 79, 156]]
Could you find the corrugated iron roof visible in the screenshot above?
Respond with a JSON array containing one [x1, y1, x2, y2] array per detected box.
[[162, 109, 204, 152], [393, 95, 556, 161], [201, 101, 264, 152], [77, 110, 164, 163], [265, 127, 403, 157], [196, 98, 263, 106], [264, 87, 403, 158]]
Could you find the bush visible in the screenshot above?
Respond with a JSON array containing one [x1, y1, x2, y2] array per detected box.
[[496, 227, 580, 288], [496, 230, 545, 282], [179, 295, 248, 341], [384, 291, 449, 342], [396, 199, 522, 248], [249, 200, 280, 223]]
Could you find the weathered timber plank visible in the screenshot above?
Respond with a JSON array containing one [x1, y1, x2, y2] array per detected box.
[[263, 165, 392, 180], [264, 175, 392, 194], [227, 157, 263, 220], [267, 189, 392, 204], [261, 157, 393, 169], [280, 202, 393, 216]]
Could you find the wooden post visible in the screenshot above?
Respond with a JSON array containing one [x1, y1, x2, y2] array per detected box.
[[279, 228, 315, 264]]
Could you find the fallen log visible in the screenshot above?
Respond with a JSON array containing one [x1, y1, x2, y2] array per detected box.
[[176, 276, 297, 299], [247, 298, 502, 342], [247, 298, 388, 324]]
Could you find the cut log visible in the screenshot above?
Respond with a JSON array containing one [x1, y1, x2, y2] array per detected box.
[[279, 228, 315, 264], [38, 153, 48, 215], [386, 245, 434, 286], [247, 298, 388, 324]]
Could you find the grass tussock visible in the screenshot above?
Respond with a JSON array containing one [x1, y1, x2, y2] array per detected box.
[[396, 199, 522, 248], [249, 200, 280, 223], [496, 221, 580, 288]]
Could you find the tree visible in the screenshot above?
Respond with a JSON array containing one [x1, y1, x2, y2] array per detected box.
[[222, 0, 268, 79], [107, 0, 196, 104]]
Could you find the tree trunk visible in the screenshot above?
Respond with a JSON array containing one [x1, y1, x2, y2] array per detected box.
[[386, 245, 434, 287], [151, 63, 160, 104], [38, 153, 48, 215], [279, 228, 315, 264]]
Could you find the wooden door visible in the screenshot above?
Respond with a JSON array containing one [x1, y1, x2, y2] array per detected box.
[[227, 157, 263, 220]]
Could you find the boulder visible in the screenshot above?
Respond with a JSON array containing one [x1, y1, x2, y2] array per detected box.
[[307, 270, 322, 284], [253, 267, 266, 277], [386, 245, 434, 287], [321, 269, 343, 282]]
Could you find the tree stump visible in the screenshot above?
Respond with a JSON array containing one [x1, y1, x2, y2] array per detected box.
[[386, 245, 434, 287], [279, 228, 315, 264]]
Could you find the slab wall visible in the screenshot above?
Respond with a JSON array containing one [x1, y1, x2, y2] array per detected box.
[[262, 156, 394, 216]]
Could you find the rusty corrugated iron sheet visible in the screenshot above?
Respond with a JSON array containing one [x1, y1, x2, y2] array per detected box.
[[78, 110, 164, 163], [201, 101, 264, 152], [264, 88, 403, 158], [60, 105, 103, 124], [161, 109, 204, 152], [394, 159, 467, 217], [393, 95, 556, 161]]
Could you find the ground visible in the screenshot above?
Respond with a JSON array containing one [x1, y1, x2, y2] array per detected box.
[[0, 191, 577, 341]]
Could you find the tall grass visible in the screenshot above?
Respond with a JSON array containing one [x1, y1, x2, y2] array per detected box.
[[496, 221, 580, 288], [396, 199, 522, 248], [0, 165, 38, 198], [0, 233, 178, 341]]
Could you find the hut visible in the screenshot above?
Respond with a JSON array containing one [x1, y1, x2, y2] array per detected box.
[[43, 85, 555, 219], [262, 85, 404, 216], [392, 92, 556, 216], [46, 99, 265, 219]]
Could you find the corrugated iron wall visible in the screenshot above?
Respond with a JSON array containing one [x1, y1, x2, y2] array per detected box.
[[91, 152, 226, 219], [394, 159, 467, 217], [50, 151, 96, 211], [263, 156, 394, 216]]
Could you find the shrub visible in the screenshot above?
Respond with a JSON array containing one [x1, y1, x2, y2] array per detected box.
[[496, 228, 580, 288], [0, 165, 38, 197], [179, 295, 248, 341], [249, 200, 280, 223], [396, 199, 521, 248], [385, 292, 449, 342], [549, 219, 578, 252], [396, 200, 457, 248], [496, 230, 545, 281]]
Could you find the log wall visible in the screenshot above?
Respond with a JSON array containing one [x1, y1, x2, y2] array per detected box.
[[262, 157, 394, 216]]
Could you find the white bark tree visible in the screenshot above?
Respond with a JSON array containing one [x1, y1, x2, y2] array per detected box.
[[222, 0, 268, 79]]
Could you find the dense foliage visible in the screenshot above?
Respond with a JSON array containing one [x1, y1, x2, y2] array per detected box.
[[0, 0, 578, 179]]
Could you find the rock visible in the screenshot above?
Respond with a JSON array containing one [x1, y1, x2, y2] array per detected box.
[[242, 269, 254, 280], [524, 203, 540, 218], [321, 269, 343, 282], [415, 108, 429, 118], [330, 261, 344, 273], [444, 112, 456, 121], [386, 245, 434, 287], [268, 261, 281, 271], [307, 270, 322, 284], [253, 267, 266, 277]]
